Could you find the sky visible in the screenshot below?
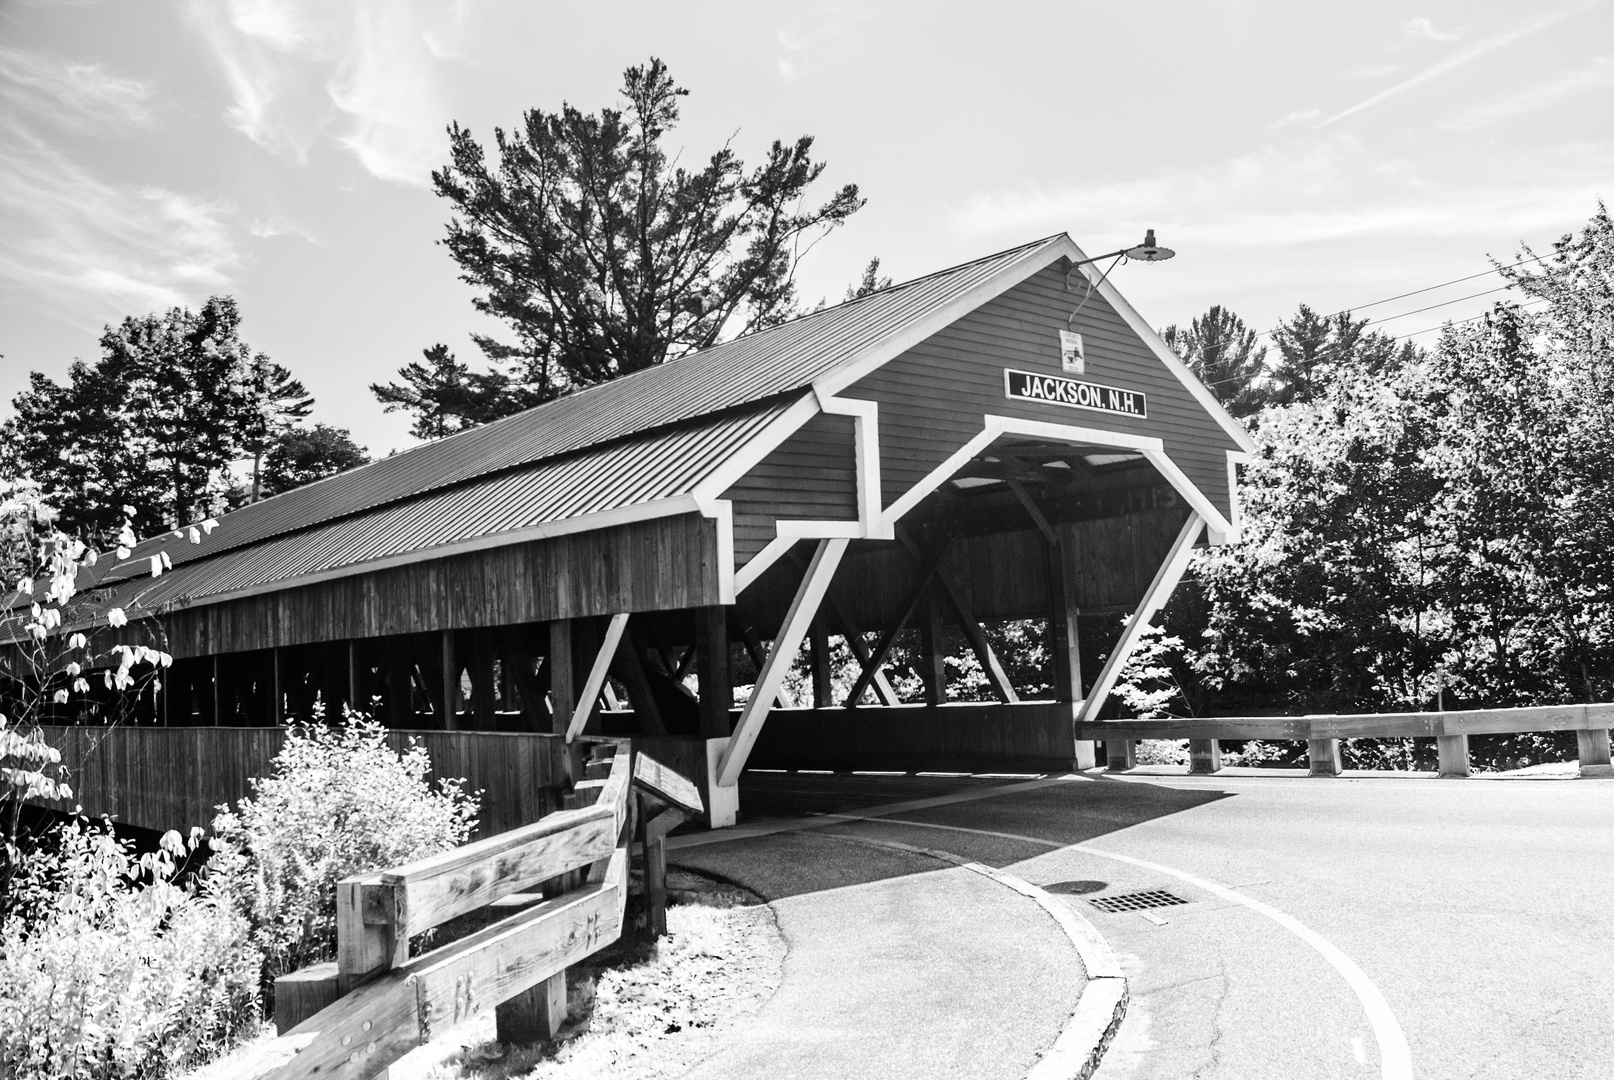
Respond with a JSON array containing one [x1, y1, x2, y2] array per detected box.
[[1, 0, 1610, 458]]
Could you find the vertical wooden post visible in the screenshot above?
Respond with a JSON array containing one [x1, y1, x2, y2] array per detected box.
[[211, 654, 221, 726], [270, 647, 284, 725], [440, 629, 458, 731], [1576, 728, 1613, 777], [642, 804, 683, 940], [1436, 733, 1470, 777], [347, 639, 360, 713], [549, 619, 575, 735], [470, 628, 496, 730], [695, 606, 731, 738], [1106, 739, 1135, 772], [920, 590, 947, 707], [1048, 542, 1081, 703], [496, 973, 567, 1044], [1308, 738, 1343, 776], [334, 876, 403, 994], [808, 612, 832, 710], [1189, 739, 1222, 774]]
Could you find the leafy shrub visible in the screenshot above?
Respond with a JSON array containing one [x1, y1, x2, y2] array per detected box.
[[212, 706, 479, 984], [0, 821, 261, 1080]]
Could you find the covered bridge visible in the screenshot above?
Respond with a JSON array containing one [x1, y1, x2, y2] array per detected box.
[[30, 233, 1254, 828]]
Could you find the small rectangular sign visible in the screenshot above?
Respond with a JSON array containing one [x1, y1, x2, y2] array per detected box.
[[1004, 369, 1147, 418]]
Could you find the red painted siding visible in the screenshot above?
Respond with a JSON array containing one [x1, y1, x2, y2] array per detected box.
[[723, 411, 859, 569], [845, 263, 1242, 521]]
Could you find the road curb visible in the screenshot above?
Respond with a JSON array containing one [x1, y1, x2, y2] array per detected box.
[[819, 831, 1128, 1080]]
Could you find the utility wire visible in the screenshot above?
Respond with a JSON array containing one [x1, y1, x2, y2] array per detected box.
[[1362, 284, 1516, 328], [1251, 251, 1555, 340]]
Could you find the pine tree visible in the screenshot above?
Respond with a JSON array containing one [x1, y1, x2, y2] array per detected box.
[[393, 57, 863, 436]]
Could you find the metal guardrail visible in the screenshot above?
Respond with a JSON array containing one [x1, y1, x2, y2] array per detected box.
[[1076, 703, 1614, 778], [229, 740, 704, 1080]]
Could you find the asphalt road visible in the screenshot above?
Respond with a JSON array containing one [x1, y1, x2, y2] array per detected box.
[[677, 767, 1614, 1079]]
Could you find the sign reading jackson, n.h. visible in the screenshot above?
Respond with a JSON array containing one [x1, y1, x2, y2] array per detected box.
[[1004, 368, 1147, 418]]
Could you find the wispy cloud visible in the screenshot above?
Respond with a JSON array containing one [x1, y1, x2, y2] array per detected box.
[[776, 2, 870, 84], [1322, 4, 1595, 126], [1400, 16, 1465, 42], [949, 137, 1613, 251], [181, 0, 469, 185], [1442, 56, 1614, 130], [1269, 108, 1321, 130], [0, 46, 157, 131], [0, 118, 240, 319]]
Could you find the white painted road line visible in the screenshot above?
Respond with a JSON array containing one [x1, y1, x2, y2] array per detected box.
[[1074, 845, 1414, 1080], [820, 813, 1416, 1080]]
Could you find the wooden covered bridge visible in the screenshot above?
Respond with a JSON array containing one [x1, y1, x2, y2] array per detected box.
[[33, 233, 1254, 829]]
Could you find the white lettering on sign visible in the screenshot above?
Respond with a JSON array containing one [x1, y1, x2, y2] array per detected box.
[[1002, 369, 1147, 418]]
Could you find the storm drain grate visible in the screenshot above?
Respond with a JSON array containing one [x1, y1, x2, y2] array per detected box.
[[1087, 889, 1190, 913]]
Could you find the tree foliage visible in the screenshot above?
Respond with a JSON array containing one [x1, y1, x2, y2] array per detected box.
[[1161, 305, 1270, 417], [2, 297, 309, 537], [394, 57, 863, 437], [1168, 205, 1614, 722], [259, 423, 369, 498]]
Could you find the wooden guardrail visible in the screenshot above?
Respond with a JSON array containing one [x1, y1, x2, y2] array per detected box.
[[233, 739, 704, 1080], [1076, 703, 1614, 778]]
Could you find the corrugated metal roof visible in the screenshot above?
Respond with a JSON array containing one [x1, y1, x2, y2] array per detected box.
[[87, 402, 787, 614], [107, 235, 1061, 583]]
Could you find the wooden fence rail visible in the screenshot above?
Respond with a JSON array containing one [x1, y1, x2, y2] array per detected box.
[[233, 741, 704, 1080], [1076, 702, 1614, 778]]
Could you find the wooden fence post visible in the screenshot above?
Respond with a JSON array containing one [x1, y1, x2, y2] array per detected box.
[[1105, 739, 1135, 772], [1578, 727, 1614, 778], [335, 876, 404, 994], [496, 972, 567, 1044], [1437, 733, 1470, 778], [1308, 738, 1343, 777], [1189, 739, 1222, 774]]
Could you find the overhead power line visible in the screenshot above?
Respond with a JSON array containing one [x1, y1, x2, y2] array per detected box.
[[1252, 250, 1555, 340]]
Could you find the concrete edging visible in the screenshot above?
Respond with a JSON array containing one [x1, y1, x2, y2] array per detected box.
[[824, 832, 1128, 1080]]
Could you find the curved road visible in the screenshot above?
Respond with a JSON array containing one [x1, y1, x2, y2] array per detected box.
[[672, 768, 1614, 1078]]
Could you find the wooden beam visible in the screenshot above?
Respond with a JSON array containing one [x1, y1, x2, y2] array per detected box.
[[895, 527, 1017, 704], [499, 627, 551, 733], [695, 606, 731, 739], [469, 628, 497, 730], [346, 639, 359, 712], [809, 611, 833, 709], [272, 646, 283, 725], [440, 629, 458, 732], [787, 547, 897, 706], [611, 627, 667, 737], [820, 590, 899, 706], [376, 804, 616, 938], [1006, 477, 1059, 547], [719, 538, 848, 787], [919, 590, 946, 707], [730, 615, 795, 709], [1075, 512, 1204, 725], [566, 614, 629, 743], [845, 540, 950, 710], [633, 752, 704, 815], [1049, 534, 1082, 704], [548, 619, 574, 736]]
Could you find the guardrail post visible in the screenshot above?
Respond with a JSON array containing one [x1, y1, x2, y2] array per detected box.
[[1073, 739, 1097, 770], [1105, 739, 1135, 772], [1308, 738, 1343, 777], [1437, 733, 1470, 778], [1188, 739, 1222, 774], [1578, 728, 1614, 778]]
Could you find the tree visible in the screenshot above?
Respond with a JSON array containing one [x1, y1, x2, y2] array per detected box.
[[1265, 305, 1414, 406], [239, 354, 313, 502], [2, 297, 306, 537], [418, 56, 863, 426], [259, 424, 369, 497], [845, 257, 892, 301], [370, 344, 521, 441], [1161, 305, 1269, 418]]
